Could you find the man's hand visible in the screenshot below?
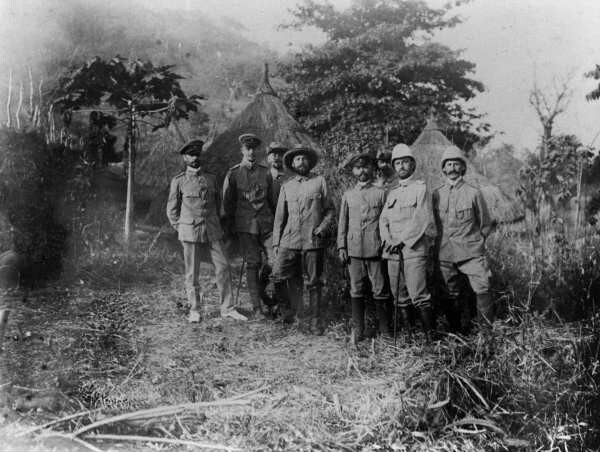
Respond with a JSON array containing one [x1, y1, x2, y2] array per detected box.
[[389, 241, 405, 254], [312, 227, 324, 238], [338, 248, 349, 265]]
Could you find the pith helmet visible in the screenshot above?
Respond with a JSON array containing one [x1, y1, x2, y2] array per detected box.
[[391, 143, 415, 163], [283, 144, 319, 171], [441, 146, 467, 168], [178, 139, 205, 155]]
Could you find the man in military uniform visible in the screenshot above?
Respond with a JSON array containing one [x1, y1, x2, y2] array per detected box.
[[432, 147, 494, 331], [338, 153, 389, 344], [379, 144, 436, 339], [374, 149, 397, 191], [166, 139, 247, 323], [267, 142, 288, 206], [272, 144, 335, 334], [222, 133, 275, 319]]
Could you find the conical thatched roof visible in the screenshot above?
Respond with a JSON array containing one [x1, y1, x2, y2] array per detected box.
[[411, 117, 524, 223], [204, 63, 322, 179]]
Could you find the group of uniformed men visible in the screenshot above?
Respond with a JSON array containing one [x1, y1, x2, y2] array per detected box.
[[166, 132, 495, 341]]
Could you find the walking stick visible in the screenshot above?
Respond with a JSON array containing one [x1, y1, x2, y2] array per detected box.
[[393, 262, 400, 348]]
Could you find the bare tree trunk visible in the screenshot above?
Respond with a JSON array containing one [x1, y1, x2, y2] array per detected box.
[[6, 69, 12, 128], [28, 66, 34, 121], [124, 105, 136, 246], [16, 81, 23, 129]]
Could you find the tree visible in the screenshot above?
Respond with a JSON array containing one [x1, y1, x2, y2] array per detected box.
[[585, 64, 600, 102], [279, 0, 490, 162], [54, 56, 203, 245], [518, 134, 593, 230], [529, 76, 572, 160]]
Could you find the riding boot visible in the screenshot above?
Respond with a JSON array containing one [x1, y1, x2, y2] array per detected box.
[[446, 297, 462, 333], [350, 297, 365, 345], [419, 306, 434, 343], [246, 265, 265, 320], [398, 306, 411, 331], [289, 277, 305, 329], [476, 292, 494, 327], [308, 287, 324, 335], [375, 299, 391, 337]]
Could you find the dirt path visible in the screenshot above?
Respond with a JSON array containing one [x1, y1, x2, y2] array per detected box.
[[0, 269, 497, 451]]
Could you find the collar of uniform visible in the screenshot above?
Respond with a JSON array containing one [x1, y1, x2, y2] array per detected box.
[[448, 177, 464, 188], [293, 173, 311, 182], [185, 166, 203, 176], [240, 159, 256, 170], [355, 180, 372, 190], [398, 175, 414, 187]]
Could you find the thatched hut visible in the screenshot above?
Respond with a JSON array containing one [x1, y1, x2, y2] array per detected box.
[[204, 63, 322, 178], [410, 117, 524, 223]]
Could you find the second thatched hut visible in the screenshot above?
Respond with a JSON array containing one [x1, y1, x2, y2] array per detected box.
[[410, 117, 524, 224]]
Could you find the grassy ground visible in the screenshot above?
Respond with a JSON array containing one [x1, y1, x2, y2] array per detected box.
[[0, 256, 598, 451]]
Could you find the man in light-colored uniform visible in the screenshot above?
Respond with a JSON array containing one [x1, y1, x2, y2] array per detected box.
[[166, 139, 246, 323], [432, 147, 494, 331], [338, 153, 389, 343], [379, 144, 436, 338]]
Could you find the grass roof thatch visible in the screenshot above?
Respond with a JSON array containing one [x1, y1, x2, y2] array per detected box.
[[204, 64, 322, 179], [410, 118, 524, 224]]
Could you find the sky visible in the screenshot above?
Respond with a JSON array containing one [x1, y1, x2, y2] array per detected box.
[[145, 0, 600, 153], [2, 0, 600, 152]]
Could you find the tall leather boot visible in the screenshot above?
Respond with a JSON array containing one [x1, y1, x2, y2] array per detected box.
[[273, 281, 291, 322], [375, 299, 391, 337], [309, 287, 324, 335], [398, 306, 411, 331], [246, 265, 265, 320], [476, 293, 494, 327], [350, 297, 365, 345], [419, 306, 434, 343], [289, 277, 305, 328], [446, 297, 462, 333]]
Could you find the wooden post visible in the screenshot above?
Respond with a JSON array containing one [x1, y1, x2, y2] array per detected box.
[[0, 309, 9, 352], [124, 103, 136, 246], [6, 69, 12, 128]]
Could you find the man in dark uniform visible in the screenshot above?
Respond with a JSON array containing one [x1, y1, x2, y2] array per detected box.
[[272, 145, 335, 334], [222, 133, 275, 319], [166, 139, 247, 323]]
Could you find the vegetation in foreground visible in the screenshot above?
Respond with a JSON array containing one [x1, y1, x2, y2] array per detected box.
[[0, 228, 598, 452]]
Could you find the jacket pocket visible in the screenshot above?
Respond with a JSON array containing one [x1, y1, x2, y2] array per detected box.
[[455, 202, 473, 222]]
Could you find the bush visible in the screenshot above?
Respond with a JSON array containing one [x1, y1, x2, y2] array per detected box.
[[0, 129, 92, 284], [487, 226, 600, 322]]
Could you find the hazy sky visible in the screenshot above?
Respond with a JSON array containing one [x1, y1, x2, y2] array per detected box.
[[3, 0, 600, 152], [146, 0, 600, 152]]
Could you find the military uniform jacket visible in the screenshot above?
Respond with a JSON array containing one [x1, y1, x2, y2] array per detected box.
[[337, 182, 386, 258], [269, 168, 288, 208], [379, 177, 436, 260], [222, 162, 275, 236], [374, 174, 398, 193], [273, 174, 335, 250], [166, 167, 224, 243], [432, 179, 493, 263]]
